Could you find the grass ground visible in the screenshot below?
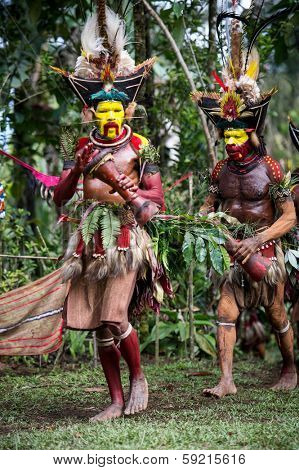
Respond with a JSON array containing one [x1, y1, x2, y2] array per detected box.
[[0, 354, 298, 450]]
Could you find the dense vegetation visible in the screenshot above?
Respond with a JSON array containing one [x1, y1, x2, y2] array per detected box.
[[0, 0, 298, 363]]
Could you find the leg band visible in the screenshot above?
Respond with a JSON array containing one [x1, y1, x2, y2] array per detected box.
[[216, 321, 236, 327], [113, 323, 133, 341], [274, 320, 290, 335], [97, 337, 115, 348]]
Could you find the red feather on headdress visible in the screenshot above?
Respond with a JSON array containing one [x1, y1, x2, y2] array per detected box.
[[212, 70, 228, 91]]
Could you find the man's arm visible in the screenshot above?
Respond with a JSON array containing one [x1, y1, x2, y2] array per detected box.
[[53, 142, 93, 207], [199, 193, 219, 215], [257, 199, 296, 244], [136, 171, 165, 210], [117, 169, 165, 210], [234, 198, 296, 264], [199, 160, 226, 214]]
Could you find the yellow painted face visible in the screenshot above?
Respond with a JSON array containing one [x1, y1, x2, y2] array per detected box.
[[94, 101, 125, 139], [224, 129, 249, 146]]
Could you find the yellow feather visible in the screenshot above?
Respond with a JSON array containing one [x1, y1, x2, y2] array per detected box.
[[244, 48, 260, 81], [49, 66, 67, 76], [246, 61, 258, 79], [228, 57, 236, 79]]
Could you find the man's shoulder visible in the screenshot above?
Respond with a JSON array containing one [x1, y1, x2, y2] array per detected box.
[[262, 155, 284, 183], [131, 133, 149, 151], [211, 158, 228, 182]]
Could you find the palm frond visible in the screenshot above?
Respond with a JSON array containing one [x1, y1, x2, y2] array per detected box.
[[99, 209, 121, 249], [60, 127, 79, 161], [81, 206, 104, 245]]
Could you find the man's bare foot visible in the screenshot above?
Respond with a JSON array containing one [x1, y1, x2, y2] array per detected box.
[[124, 374, 148, 415], [270, 368, 297, 391], [203, 379, 237, 398], [89, 403, 124, 422]]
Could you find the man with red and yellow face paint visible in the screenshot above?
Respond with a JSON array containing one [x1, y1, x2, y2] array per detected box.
[[193, 81, 297, 398], [94, 100, 125, 139], [52, 4, 172, 422], [223, 128, 254, 160]]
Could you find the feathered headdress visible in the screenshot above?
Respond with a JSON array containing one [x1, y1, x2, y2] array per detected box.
[[52, 0, 155, 107], [289, 119, 299, 153], [192, 3, 298, 134]]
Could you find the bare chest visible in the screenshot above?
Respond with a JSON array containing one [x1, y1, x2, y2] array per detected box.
[[83, 143, 139, 202], [219, 164, 271, 201]]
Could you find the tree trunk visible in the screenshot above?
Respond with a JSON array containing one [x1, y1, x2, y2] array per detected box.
[[133, 2, 155, 137], [142, 0, 217, 167], [207, 0, 217, 76]]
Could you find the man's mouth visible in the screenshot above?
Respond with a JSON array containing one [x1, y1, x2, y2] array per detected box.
[[103, 122, 119, 137], [226, 144, 246, 159], [226, 145, 240, 153]]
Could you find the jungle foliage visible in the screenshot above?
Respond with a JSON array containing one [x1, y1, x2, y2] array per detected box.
[[0, 0, 298, 362]]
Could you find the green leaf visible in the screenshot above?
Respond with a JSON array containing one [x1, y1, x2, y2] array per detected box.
[[287, 250, 298, 270], [177, 321, 189, 342], [195, 332, 216, 357], [209, 241, 224, 275], [100, 210, 121, 249], [182, 231, 195, 266], [195, 236, 207, 263], [172, 17, 185, 48], [173, 2, 184, 18], [220, 245, 231, 272], [81, 207, 103, 245]]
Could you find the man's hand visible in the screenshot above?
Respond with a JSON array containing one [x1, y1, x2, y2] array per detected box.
[[73, 143, 98, 174], [233, 236, 262, 264], [115, 174, 138, 198]]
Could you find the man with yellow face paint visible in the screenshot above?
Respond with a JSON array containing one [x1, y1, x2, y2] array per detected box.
[[192, 9, 297, 399], [52, 3, 172, 422], [94, 101, 125, 139]]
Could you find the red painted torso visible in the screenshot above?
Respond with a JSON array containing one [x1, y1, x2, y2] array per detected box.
[[215, 157, 283, 227]]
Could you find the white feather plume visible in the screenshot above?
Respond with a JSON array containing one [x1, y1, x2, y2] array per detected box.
[[81, 14, 107, 58], [75, 55, 96, 78], [75, 6, 135, 77], [118, 50, 135, 75], [105, 6, 127, 56]]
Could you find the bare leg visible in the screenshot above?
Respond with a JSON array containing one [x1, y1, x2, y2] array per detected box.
[[266, 283, 297, 391], [90, 327, 124, 422], [111, 323, 148, 415], [106, 321, 148, 415], [119, 327, 148, 415], [203, 282, 239, 398]]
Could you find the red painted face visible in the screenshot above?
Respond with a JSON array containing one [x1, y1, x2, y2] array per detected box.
[[225, 138, 253, 160]]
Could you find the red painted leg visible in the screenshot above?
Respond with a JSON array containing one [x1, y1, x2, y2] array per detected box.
[[119, 328, 142, 379], [120, 328, 148, 415], [90, 344, 124, 422]]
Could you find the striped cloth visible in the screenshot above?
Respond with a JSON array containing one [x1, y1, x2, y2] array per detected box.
[[0, 269, 68, 355]]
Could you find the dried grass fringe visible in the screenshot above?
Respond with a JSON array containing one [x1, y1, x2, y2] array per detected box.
[[212, 244, 286, 310], [62, 226, 150, 282]]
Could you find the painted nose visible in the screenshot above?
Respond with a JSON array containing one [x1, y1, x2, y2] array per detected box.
[[226, 137, 235, 145]]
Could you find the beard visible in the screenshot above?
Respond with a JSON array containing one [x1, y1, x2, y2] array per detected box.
[[103, 122, 120, 137], [225, 139, 253, 160]]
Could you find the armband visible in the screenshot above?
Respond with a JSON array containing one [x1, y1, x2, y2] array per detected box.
[[63, 160, 76, 170], [269, 172, 293, 203], [143, 162, 160, 175], [208, 183, 219, 195]]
